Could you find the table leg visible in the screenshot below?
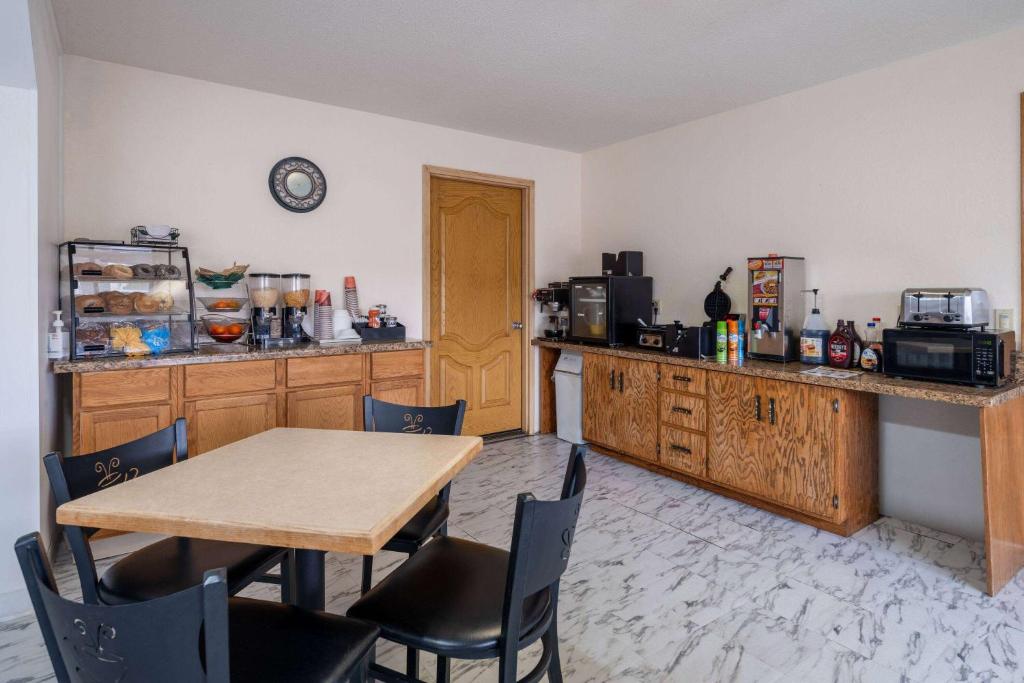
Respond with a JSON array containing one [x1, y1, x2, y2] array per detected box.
[[292, 549, 326, 610]]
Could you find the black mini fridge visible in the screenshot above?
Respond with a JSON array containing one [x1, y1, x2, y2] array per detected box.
[[567, 276, 653, 346]]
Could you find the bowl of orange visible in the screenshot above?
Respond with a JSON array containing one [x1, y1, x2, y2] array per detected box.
[[201, 315, 249, 343], [197, 296, 248, 313]]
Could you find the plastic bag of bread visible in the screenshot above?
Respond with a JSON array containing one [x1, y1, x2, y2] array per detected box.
[[110, 322, 151, 355]]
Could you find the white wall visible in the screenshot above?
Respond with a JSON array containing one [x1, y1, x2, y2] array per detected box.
[[30, 0, 63, 563], [581, 26, 1024, 540], [582, 25, 1024, 333], [62, 56, 583, 342]]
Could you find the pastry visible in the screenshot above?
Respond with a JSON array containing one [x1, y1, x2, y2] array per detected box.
[[76, 323, 108, 345], [73, 262, 104, 277], [104, 292, 134, 315], [131, 264, 156, 279], [133, 294, 160, 314], [154, 264, 181, 279], [102, 264, 134, 279], [75, 295, 105, 314], [150, 289, 174, 312]]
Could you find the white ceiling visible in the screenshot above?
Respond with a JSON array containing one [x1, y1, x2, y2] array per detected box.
[[53, 0, 1024, 151]]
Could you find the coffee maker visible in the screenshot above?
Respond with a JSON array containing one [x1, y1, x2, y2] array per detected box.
[[248, 273, 280, 347], [281, 273, 311, 341], [533, 282, 570, 339]]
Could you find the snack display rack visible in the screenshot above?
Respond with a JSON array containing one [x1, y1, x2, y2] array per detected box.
[[59, 241, 197, 359]]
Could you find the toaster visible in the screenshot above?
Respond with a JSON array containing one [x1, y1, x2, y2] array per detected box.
[[666, 322, 715, 359], [898, 288, 990, 328]]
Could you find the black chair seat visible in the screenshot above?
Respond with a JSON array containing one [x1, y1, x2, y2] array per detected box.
[[387, 497, 449, 546], [349, 536, 551, 658], [98, 537, 284, 605], [226, 598, 379, 682]]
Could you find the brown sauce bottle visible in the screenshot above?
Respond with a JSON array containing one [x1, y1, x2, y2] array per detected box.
[[828, 319, 853, 368]]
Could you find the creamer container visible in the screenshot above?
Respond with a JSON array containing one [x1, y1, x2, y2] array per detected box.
[[860, 317, 884, 372], [828, 319, 853, 368], [727, 318, 739, 362], [716, 321, 728, 363], [799, 289, 828, 365]]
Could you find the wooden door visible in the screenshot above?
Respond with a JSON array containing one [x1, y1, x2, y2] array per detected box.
[[185, 394, 277, 455], [618, 358, 659, 461], [286, 385, 362, 431], [708, 373, 772, 498], [762, 380, 838, 520], [430, 177, 523, 436], [582, 353, 616, 449], [78, 404, 172, 454], [371, 378, 425, 406]]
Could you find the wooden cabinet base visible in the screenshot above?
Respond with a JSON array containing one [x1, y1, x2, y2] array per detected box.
[[590, 443, 874, 536]]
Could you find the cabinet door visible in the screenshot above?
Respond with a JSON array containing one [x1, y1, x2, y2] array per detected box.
[[78, 404, 172, 454], [287, 385, 363, 431], [762, 380, 838, 520], [371, 378, 425, 407], [707, 373, 773, 498], [618, 358, 659, 461], [185, 394, 277, 455], [582, 353, 616, 448]]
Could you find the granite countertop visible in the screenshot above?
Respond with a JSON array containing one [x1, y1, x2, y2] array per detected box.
[[52, 339, 431, 374], [533, 338, 1024, 408]]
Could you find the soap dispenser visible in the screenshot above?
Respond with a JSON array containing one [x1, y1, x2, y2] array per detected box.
[[47, 310, 68, 360]]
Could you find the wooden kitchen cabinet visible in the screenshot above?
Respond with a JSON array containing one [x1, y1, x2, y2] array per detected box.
[[78, 404, 173, 454], [184, 393, 277, 455], [371, 378, 425, 406], [287, 385, 362, 431], [583, 353, 658, 462]]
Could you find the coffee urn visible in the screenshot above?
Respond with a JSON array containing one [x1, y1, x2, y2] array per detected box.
[[747, 256, 805, 361]]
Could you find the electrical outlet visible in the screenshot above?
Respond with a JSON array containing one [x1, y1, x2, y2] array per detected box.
[[652, 299, 661, 313], [994, 308, 1014, 330]]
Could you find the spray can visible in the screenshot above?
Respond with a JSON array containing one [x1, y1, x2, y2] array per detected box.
[[727, 318, 739, 362], [715, 320, 728, 363]]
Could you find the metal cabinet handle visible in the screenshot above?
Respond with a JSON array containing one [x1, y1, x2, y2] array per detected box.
[[672, 374, 692, 383], [671, 406, 693, 415], [670, 443, 692, 454], [609, 369, 616, 390], [769, 398, 777, 425], [618, 371, 624, 393], [754, 395, 762, 421]]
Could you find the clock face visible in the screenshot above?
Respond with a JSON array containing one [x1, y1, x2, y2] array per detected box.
[[269, 157, 326, 212]]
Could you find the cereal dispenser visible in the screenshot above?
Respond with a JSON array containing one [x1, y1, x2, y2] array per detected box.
[[747, 256, 805, 362]]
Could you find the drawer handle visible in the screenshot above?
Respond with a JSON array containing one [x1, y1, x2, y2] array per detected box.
[[769, 397, 777, 425], [618, 371, 624, 393], [609, 369, 615, 390], [755, 395, 762, 421], [670, 443, 692, 454], [671, 406, 693, 415], [672, 374, 692, 383]]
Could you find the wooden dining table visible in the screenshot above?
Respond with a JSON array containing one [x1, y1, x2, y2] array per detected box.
[[56, 428, 484, 610]]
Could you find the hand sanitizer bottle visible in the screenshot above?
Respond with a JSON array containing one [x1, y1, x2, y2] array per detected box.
[[47, 310, 68, 360]]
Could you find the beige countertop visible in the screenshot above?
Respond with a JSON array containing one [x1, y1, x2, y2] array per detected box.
[[533, 338, 1024, 408], [52, 339, 430, 374]]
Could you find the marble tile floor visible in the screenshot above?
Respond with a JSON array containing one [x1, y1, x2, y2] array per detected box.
[[3, 434, 1024, 682]]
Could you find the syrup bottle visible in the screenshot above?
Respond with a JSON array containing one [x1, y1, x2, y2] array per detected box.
[[828, 319, 852, 368]]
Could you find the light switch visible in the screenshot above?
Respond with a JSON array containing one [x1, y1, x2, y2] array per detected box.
[[994, 308, 1014, 330]]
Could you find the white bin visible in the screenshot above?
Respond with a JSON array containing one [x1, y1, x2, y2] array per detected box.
[[552, 351, 584, 444]]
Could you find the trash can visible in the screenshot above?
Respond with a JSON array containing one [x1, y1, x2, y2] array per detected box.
[[552, 351, 584, 444]]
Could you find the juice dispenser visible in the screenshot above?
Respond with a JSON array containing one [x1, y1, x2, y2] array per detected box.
[[281, 273, 310, 340], [747, 256, 805, 361]]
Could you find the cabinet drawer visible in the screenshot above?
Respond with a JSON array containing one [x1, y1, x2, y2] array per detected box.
[[371, 350, 424, 380], [287, 355, 363, 388], [659, 365, 706, 396], [660, 391, 707, 431], [80, 368, 171, 408], [185, 360, 277, 398], [659, 426, 707, 478]]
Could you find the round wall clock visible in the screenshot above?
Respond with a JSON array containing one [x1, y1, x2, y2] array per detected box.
[[268, 157, 327, 212]]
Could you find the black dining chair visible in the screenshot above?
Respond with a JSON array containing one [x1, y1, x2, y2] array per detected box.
[[45, 418, 294, 606], [347, 444, 588, 683], [15, 531, 379, 683]]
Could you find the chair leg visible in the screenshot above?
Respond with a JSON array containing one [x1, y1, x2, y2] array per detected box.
[[439, 521, 448, 537], [544, 619, 563, 683], [436, 654, 451, 683], [498, 651, 516, 683], [361, 555, 373, 595], [280, 550, 295, 604], [350, 650, 372, 682], [406, 646, 419, 679]]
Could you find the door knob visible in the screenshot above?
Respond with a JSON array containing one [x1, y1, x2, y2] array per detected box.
[[511, 321, 523, 330]]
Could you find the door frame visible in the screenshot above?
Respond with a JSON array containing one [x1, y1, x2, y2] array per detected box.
[[422, 165, 536, 434]]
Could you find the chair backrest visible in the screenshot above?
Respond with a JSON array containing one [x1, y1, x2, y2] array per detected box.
[[362, 395, 467, 435], [14, 531, 229, 683], [44, 418, 188, 603], [501, 445, 587, 645]]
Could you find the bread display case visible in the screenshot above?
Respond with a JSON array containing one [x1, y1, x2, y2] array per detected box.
[[59, 241, 196, 359]]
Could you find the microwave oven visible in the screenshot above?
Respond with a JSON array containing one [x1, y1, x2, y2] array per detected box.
[[882, 327, 1014, 387], [567, 276, 653, 346]]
